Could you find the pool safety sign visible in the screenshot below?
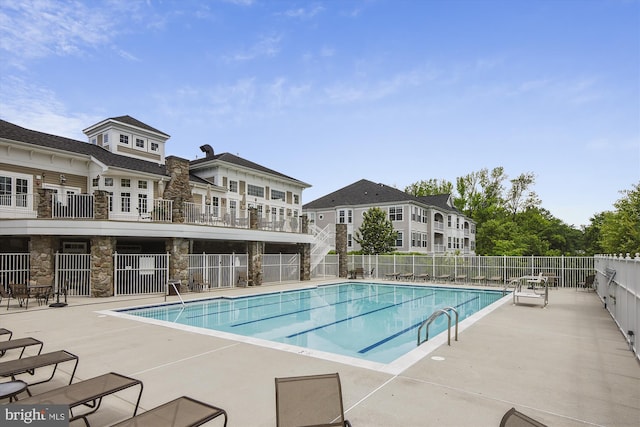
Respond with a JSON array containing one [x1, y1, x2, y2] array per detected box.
[[2, 405, 68, 426]]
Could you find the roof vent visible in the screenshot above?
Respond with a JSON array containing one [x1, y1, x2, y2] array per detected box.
[[200, 144, 214, 158]]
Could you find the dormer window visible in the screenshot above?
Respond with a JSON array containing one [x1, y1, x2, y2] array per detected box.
[[135, 138, 145, 149], [151, 142, 159, 151], [103, 133, 110, 149], [120, 134, 129, 145]]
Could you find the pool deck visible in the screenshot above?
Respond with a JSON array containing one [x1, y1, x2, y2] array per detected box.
[[1, 280, 638, 426]]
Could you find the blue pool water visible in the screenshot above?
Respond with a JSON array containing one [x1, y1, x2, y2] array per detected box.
[[117, 283, 504, 364]]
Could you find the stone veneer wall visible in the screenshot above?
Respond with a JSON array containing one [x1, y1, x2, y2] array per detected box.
[[298, 214, 311, 281], [247, 208, 263, 285], [163, 156, 193, 223], [30, 236, 55, 285], [335, 223, 348, 278], [167, 238, 190, 291], [91, 236, 115, 297], [36, 188, 54, 218], [93, 190, 109, 220]]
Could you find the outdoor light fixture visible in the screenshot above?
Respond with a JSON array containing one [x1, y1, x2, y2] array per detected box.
[[59, 174, 66, 184]]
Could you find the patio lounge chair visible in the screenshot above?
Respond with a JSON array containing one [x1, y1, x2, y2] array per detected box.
[[0, 337, 43, 358], [7, 283, 30, 310], [16, 372, 143, 426], [237, 271, 249, 287], [0, 350, 79, 392], [416, 273, 430, 281], [111, 396, 228, 427], [500, 407, 547, 426], [0, 328, 12, 341], [487, 276, 503, 285], [471, 275, 486, 285], [454, 274, 467, 283], [577, 274, 595, 291], [275, 372, 352, 427], [354, 267, 365, 279]]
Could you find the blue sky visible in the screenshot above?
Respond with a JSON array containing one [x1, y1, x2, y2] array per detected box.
[[1, 0, 638, 228]]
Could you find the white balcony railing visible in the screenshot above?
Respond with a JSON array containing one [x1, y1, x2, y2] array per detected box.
[[183, 202, 302, 233], [52, 194, 94, 219], [108, 197, 172, 222], [0, 194, 37, 218]]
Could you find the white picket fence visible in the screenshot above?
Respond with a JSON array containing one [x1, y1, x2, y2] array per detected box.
[[347, 254, 595, 287], [594, 253, 639, 360]]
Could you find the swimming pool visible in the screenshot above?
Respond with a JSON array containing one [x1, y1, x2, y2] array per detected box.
[[110, 283, 507, 371]]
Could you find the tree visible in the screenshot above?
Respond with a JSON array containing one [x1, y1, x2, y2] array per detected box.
[[405, 178, 453, 197], [598, 182, 640, 254], [354, 207, 397, 254]]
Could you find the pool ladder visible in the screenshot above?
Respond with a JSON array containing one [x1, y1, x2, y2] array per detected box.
[[165, 279, 185, 307], [417, 306, 459, 346]]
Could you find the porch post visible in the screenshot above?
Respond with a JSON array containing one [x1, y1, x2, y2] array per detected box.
[[336, 223, 348, 278]]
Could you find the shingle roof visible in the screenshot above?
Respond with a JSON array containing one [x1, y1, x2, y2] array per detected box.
[[0, 119, 168, 177], [191, 152, 310, 187], [303, 178, 461, 213], [106, 115, 170, 138]]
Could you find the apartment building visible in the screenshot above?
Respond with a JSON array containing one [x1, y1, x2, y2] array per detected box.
[[0, 116, 313, 295], [302, 179, 476, 254]]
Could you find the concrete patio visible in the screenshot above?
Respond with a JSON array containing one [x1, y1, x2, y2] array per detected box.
[[1, 281, 638, 426]]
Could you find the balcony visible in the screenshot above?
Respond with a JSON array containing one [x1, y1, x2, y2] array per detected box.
[[0, 194, 305, 234], [0, 194, 37, 219]]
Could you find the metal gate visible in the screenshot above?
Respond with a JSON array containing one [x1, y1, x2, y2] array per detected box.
[[114, 253, 169, 295], [0, 253, 29, 292], [263, 254, 300, 283], [55, 253, 91, 296], [188, 253, 247, 289]]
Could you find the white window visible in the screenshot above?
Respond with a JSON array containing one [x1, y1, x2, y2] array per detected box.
[[121, 179, 131, 188], [395, 231, 403, 247], [389, 206, 403, 221], [138, 180, 148, 190], [135, 138, 145, 149], [347, 233, 352, 248], [293, 194, 299, 204], [138, 194, 148, 214], [0, 174, 30, 208], [104, 177, 114, 187], [447, 215, 452, 227], [121, 193, 131, 212], [151, 142, 159, 151], [247, 184, 264, 198], [271, 189, 286, 201], [120, 134, 129, 145], [229, 181, 238, 193]]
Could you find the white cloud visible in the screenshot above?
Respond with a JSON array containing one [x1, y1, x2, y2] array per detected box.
[[0, 0, 117, 62], [226, 33, 283, 62], [279, 5, 324, 19], [0, 75, 99, 140]]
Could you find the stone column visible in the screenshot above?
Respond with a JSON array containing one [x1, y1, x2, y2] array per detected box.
[[336, 223, 348, 278], [91, 236, 115, 296], [93, 190, 109, 220], [163, 156, 193, 223], [30, 236, 55, 285], [167, 238, 190, 291], [36, 188, 55, 219], [247, 241, 263, 286], [298, 243, 311, 281]]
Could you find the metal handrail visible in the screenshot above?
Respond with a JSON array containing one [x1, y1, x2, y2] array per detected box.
[[165, 280, 185, 307], [417, 306, 459, 346]]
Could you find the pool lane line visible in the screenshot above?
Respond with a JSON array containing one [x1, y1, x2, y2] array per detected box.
[[357, 296, 480, 354], [229, 288, 400, 327], [284, 292, 436, 339], [182, 283, 376, 320]]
